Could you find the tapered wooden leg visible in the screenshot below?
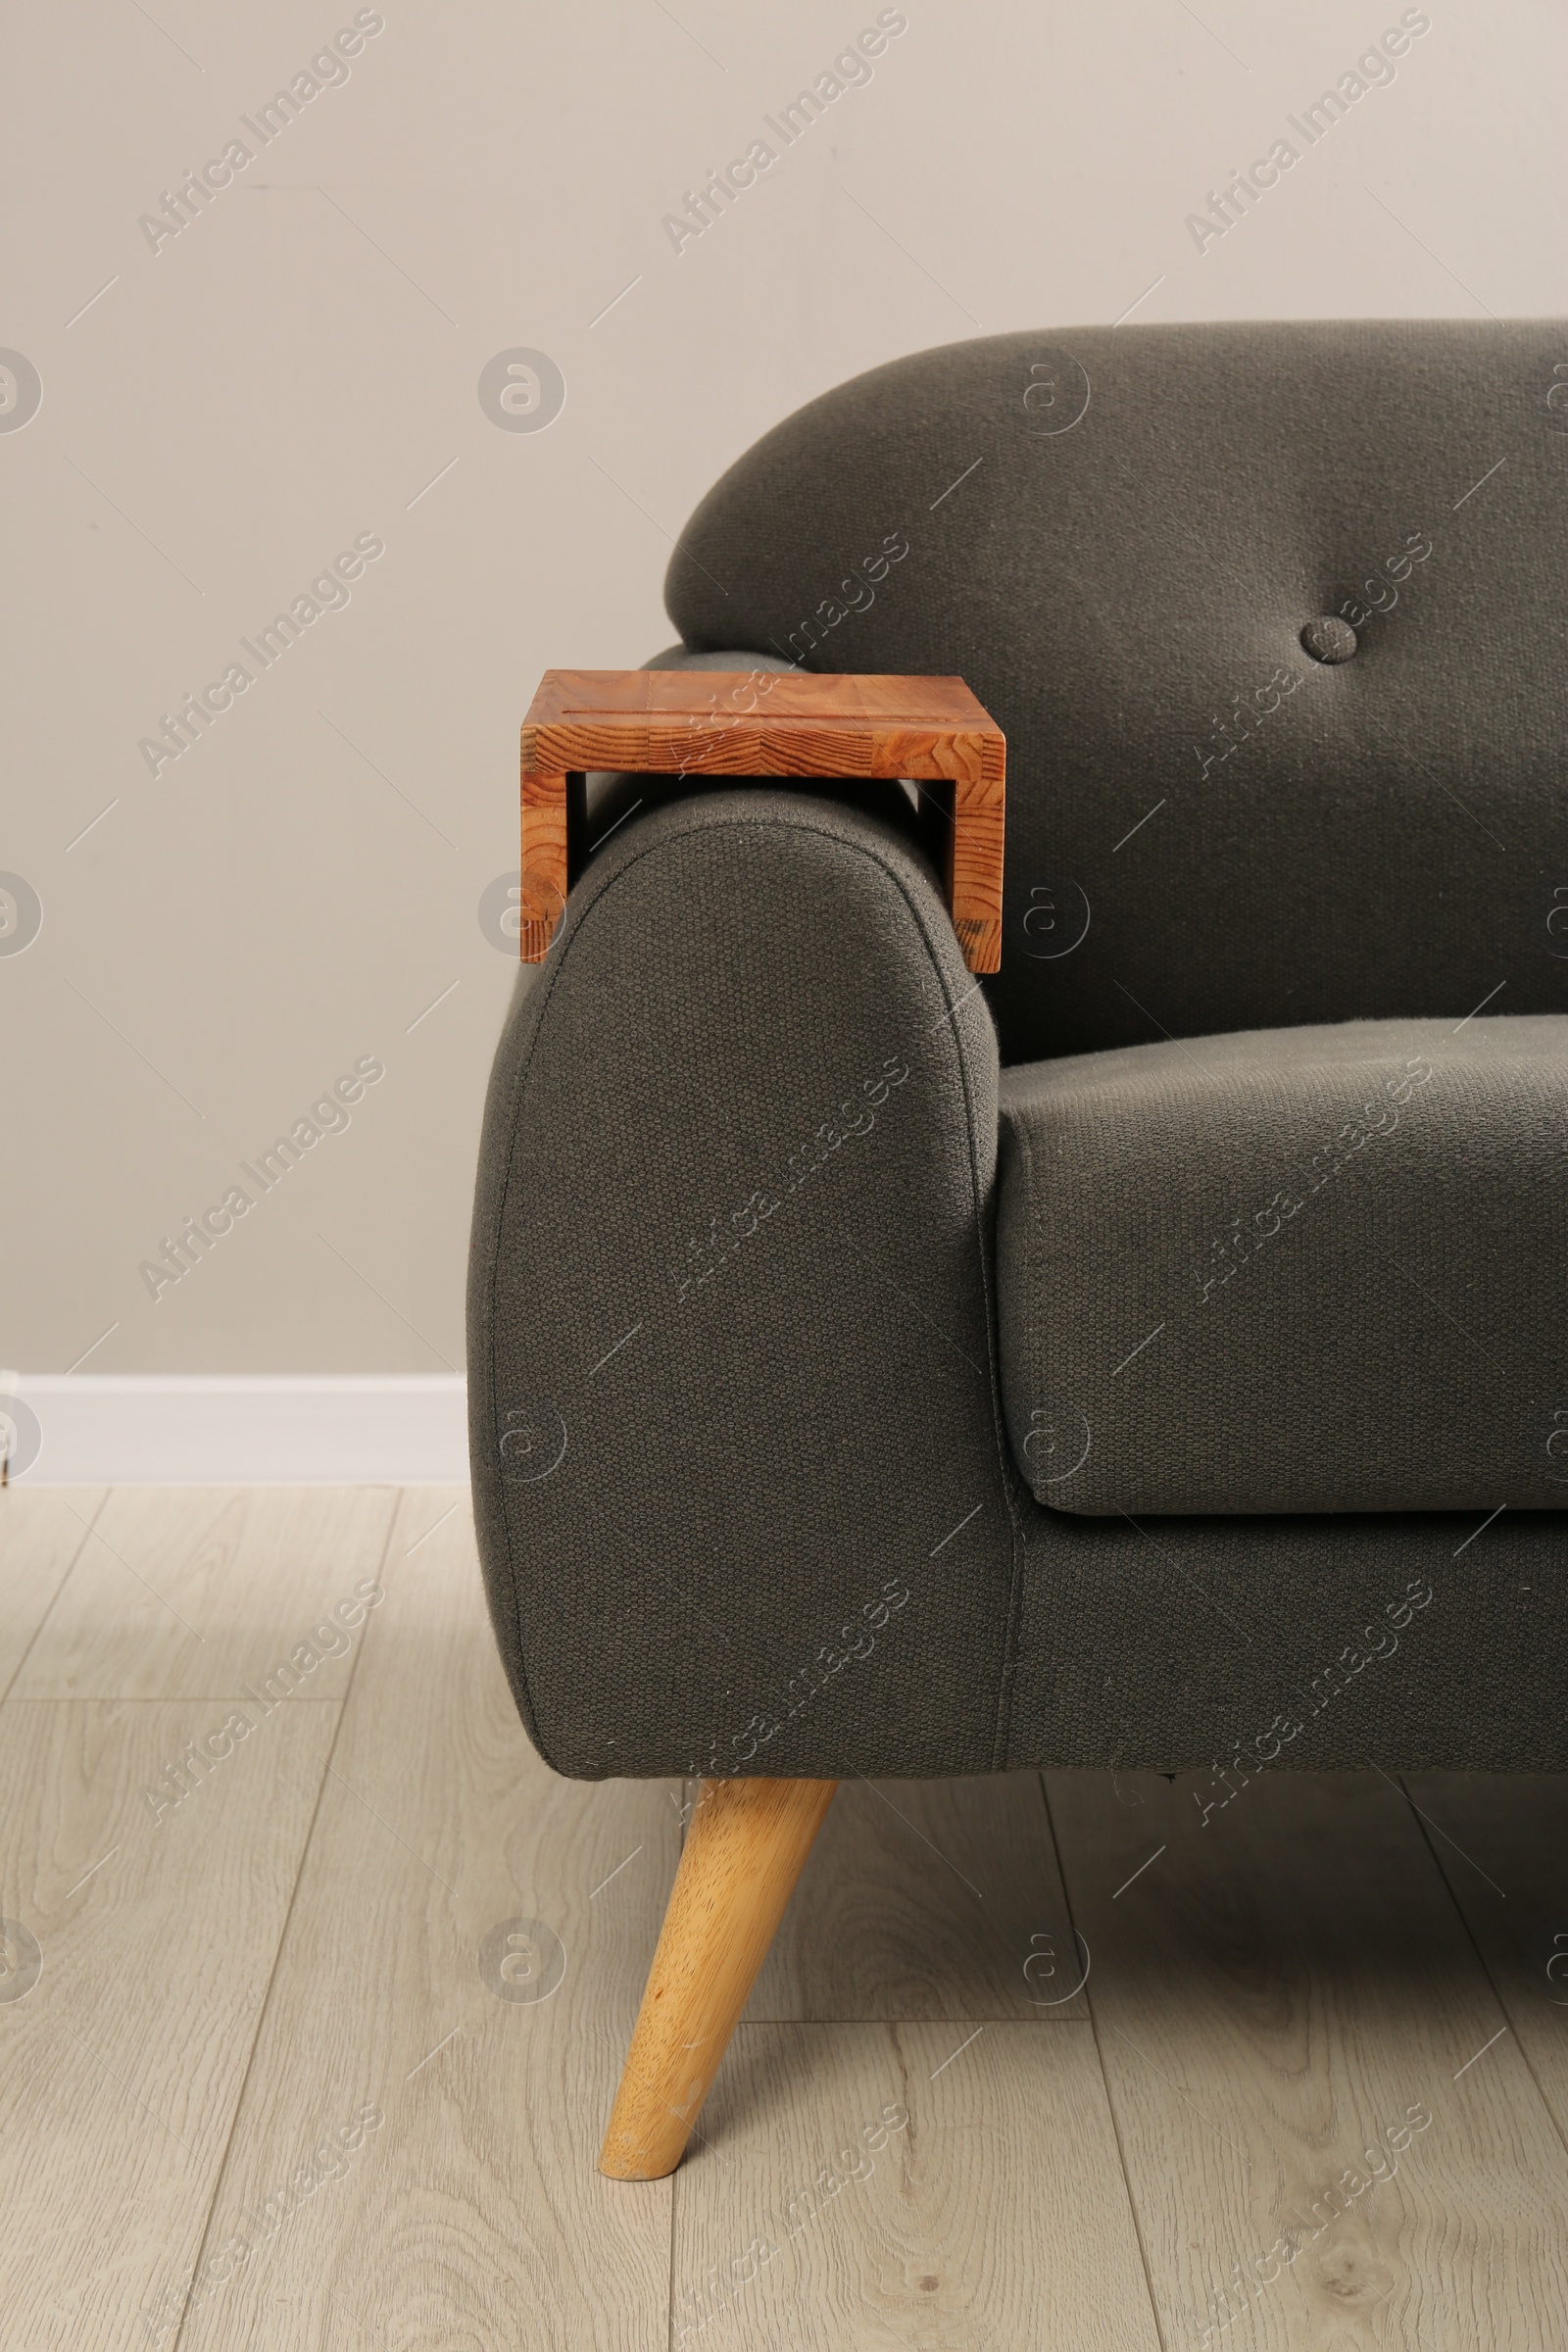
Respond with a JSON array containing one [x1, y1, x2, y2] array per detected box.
[[599, 1776, 837, 2180]]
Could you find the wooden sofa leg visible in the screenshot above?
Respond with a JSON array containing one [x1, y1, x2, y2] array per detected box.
[[599, 1775, 838, 2180]]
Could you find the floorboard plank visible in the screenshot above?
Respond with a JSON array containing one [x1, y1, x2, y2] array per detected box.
[[675, 2018, 1160, 2350], [751, 1771, 1089, 2022], [177, 1492, 677, 2352], [14, 1487, 399, 1700], [0, 1694, 341, 2348], [1403, 1771, 1568, 2148], [12, 1486, 1566, 2349], [0, 1488, 106, 1696], [1048, 1766, 1568, 2349]]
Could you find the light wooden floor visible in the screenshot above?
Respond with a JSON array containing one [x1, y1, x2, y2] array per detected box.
[[4, 1489, 1566, 2350]]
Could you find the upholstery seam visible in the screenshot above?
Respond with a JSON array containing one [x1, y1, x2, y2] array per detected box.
[[988, 1097, 1036, 1768]]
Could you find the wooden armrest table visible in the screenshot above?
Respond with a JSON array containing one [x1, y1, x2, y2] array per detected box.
[[519, 667, 1006, 973]]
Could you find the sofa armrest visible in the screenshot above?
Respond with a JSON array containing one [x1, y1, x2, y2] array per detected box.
[[467, 787, 1022, 1780]]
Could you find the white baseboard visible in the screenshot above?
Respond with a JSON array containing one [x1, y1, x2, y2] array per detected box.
[[1, 1376, 468, 1487]]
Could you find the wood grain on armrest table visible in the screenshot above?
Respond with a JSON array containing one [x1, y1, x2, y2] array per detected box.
[[518, 668, 1005, 973]]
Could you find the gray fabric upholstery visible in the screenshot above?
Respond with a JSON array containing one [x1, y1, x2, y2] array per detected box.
[[996, 1015, 1568, 1514], [662, 320, 1568, 1068], [468, 788, 1568, 1781], [468, 320, 1568, 1782], [468, 787, 1023, 1782], [1004, 1498, 1567, 1777]]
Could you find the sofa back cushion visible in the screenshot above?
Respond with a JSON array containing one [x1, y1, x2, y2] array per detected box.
[[664, 320, 1568, 1065]]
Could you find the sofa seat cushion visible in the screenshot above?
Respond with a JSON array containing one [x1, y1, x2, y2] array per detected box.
[[995, 1015, 1568, 1516]]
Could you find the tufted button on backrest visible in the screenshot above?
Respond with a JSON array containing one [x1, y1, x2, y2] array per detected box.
[[1300, 614, 1359, 663]]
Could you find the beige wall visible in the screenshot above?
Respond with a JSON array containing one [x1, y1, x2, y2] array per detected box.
[[4, 0, 1562, 1375]]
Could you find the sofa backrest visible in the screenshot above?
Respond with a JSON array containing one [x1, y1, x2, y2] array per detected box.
[[664, 320, 1568, 1064]]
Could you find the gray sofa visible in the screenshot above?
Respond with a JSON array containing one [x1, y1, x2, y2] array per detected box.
[[467, 320, 1567, 2172]]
